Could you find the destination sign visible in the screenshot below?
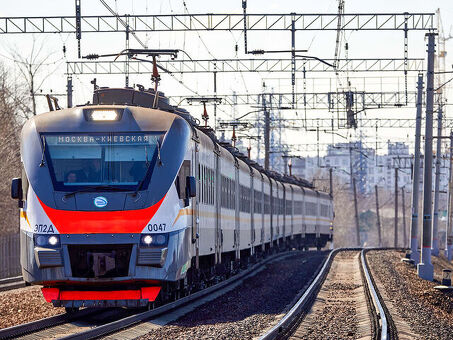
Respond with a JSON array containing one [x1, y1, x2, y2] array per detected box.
[[45, 133, 161, 145]]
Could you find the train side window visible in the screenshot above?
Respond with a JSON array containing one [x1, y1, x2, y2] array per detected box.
[[200, 165, 203, 204], [209, 168, 214, 205], [177, 160, 191, 200]]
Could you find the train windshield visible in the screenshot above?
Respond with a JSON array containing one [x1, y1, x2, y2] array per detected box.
[[44, 132, 163, 191]]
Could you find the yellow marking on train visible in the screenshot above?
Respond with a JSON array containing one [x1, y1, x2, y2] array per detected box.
[[20, 210, 30, 226], [173, 207, 332, 226], [172, 208, 193, 226]]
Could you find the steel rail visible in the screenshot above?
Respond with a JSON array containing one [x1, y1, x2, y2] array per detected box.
[[0, 251, 292, 340], [59, 251, 294, 340], [0, 308, 98, 340], [0, 276, 25, 292], [259, 248, 392, 340], [0, 252, 279, 340], [259, 248, 348, 340], [361, 249, 388, 340]]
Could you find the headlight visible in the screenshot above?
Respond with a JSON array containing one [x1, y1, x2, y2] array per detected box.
[[48, 235, 59, 246], [89, 109, 119, 121], [140, 234, 168, 247], [143, 235, 153, 245], [34, 234, 61, 248], [154, 234, 167, 245]]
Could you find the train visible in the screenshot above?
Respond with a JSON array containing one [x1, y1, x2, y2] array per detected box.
[[11, 87, 334, 310]]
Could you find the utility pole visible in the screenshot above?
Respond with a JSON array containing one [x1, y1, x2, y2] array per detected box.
[[291, 15, 296, 108], [75, 0, 82, 59], [67, 75, 73, 108], [349, 145, 360, 246], [418, 32, 436, 281], [375, 185, 382, 247], [394, 167, 399, 248], [402, 186, 407, 248], [349, 146, 354, 190], [213, 70, 217, 130], [410, 74, 423, 264], [329, 167, 333, 196], [432, 103, 442, 256], [242, 0, 248, 54], [447, 130, 453, 260], [263, 94, 270, 170], [353, 177, 360, 247]]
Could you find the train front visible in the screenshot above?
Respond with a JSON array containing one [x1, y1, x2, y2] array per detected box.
[[12, 104, 193, 309]]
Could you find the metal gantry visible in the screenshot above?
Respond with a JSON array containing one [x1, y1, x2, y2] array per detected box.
[[0, 13, 434, 34], [261, 118, 453, 129], [172, 90, 418, 110], [66, 58, 425, 75]]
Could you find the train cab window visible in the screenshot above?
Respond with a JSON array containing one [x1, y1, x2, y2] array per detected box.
[[43, 132, 163, 191], [21, 165, 29, 201]]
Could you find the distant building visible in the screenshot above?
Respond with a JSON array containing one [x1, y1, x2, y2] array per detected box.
[[300, 140, 450, 195]]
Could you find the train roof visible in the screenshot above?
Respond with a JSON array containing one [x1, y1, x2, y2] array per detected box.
[[91, 87, 316, 190]]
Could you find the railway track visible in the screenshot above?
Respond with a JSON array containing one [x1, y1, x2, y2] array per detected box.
[[0, 250, 299, 340], [0, 276, 25, 292], [260, 248, 396, 340]]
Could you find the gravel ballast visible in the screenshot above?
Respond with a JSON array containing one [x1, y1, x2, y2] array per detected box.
[[289, 250, 372, 340], [0, 285, 64, 329], [138, 251, 328, 340], [367, 250, 453, 340]]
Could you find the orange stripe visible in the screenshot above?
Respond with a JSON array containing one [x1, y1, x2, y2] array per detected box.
[[20, 210, 30, 226], [172, 208, 193, 226]]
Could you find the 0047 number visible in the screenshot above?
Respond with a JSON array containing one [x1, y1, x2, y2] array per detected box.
[[147, 223, 166, 232]]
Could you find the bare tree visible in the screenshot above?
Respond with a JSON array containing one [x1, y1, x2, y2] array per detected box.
[[0, 63, 28, 234], [9, 36, 62, 116], [313, 169, 402, 247]]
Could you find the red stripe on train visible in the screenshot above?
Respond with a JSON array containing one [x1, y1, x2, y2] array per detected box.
[[42, 287, 161, 302], [37, 195, 166, 234]]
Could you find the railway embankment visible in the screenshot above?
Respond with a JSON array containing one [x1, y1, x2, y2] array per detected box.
[[367, 250, 453, 340], [0, 285, 64, 329], [136, 251, 327, 340]]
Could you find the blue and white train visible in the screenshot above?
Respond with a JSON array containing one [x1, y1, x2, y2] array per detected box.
[[11, 87, 334, 310]]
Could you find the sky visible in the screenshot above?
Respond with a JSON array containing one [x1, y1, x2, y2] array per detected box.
[[0, 0, 453, 160]]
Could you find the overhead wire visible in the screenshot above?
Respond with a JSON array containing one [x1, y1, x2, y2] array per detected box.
[[179, 1, 246, 122], [182, 1, 216, 60]]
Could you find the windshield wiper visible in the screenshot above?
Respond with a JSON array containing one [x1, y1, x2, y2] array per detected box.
[[157, 139, 163, 166], [64, 185, 130, 198], [39, 136, 46, 167], [133, 146, 153, 196], [133, 139, 163, 197]]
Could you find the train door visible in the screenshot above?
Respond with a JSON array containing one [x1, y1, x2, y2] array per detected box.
[[301, 187, 306, 245], [192, 143, 200, 269], [274, 180, 279, 247], [250, 168, 255, 255], [315, 191, 320, 248], [234, 160, 240, 260], [261, 175, 265, 252], [281, 184, 288, 242], [214, 149, 221, 264], [290, 186, 294, 240], [269, 178, 274, 248]]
